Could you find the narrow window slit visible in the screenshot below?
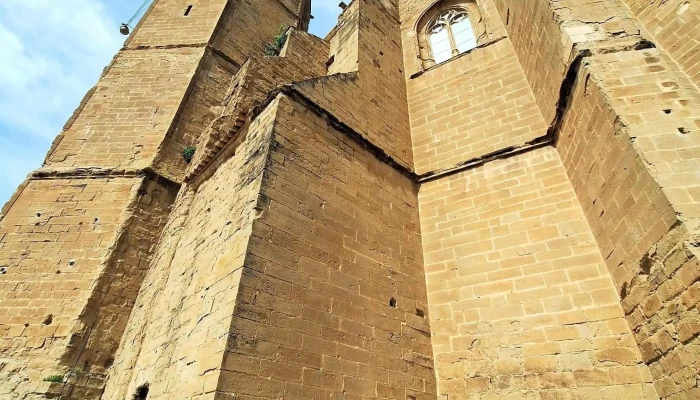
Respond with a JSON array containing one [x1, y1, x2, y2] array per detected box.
[[184, 5, 193, 16]]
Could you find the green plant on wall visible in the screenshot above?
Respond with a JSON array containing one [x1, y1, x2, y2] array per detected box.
[[265, 25, 288, 56], [43, 375, 64, 383], [182, 146, 196, 164]]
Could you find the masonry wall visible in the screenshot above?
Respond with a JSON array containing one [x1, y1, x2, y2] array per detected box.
[[583, 49, 700, 229], [405, 40, 547, 175], [0, 0, 311, 398], [46, 47, 205, 174], [185, 29, 330, 181], [0, 177, 142, 398], [492, 0, 641, 123], [620, 0, 700, 89], [62, 177, 178, 399], [294, 0, 415, 170], [399, 0, 548, 175], [125, 0, 228, 48], [557, 47, 700, 399], [326, 3, 360, 74], [211, 0, 311, 70], [419, 146, 656, 399], [101, 100, 280, 400], [217, 94, 436, 399], [475, 0, 700, 397]]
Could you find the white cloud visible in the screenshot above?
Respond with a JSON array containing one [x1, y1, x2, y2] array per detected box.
[[0, 0, 122, 138], [0, 0, 124, 203]]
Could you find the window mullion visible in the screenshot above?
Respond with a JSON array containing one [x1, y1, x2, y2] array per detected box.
[[447, 24, 459, 56]]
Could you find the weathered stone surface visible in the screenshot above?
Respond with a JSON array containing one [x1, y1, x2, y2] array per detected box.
[[1, 0, 699, 399]]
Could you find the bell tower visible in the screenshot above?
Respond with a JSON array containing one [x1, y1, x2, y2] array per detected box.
[[0, 1, 310, 399]]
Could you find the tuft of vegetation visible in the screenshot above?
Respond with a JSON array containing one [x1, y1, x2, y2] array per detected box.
[[182, 146, 197, 164], [43, 375, 65, 383], [265, 25, 288, 56]]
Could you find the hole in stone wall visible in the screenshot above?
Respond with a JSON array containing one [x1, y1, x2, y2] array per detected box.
[[68, 259, 76, 267], [133, 384, 149, 400], [389, 298, 397, 308], [184, 5, 193, 16], [325, 55, 335, 69], [36, 212, 42, 217], [416, 308, 425, 318], [0, 267, 7, 275], [94, 217, 100, 223], [678, 127, 689, 134], [506, 9, 510, 26], [620, 282, 628, 300], [664, 109, 672, 114], [640, 254, 653, 275], [43, 314, 53, 325]]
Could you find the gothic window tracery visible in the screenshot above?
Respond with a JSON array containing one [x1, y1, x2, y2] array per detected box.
[[427, 8, 477, 64], [414, 0, 488, 70]]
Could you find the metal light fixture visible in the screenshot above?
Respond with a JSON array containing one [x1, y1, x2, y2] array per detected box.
[[119, 0, 152, 35]]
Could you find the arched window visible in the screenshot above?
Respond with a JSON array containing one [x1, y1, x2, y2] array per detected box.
[[428, 8, 477, 64], [413, 1, 488, 70]]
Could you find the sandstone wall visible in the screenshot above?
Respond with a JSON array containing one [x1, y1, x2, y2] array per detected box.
[[294, 0, 415, 170], [492, 0, 642, 123], [419, 146, 656, 399], [105, 91, 440, 399], [102, 100, 280, 400], [185, 29, 330, 181], [405, 39, 546, 175], [46, 47, 205, 174], [558, 47, 700, 399], [620, 0, 700, 89], [216, 94, 436, 399], [0, 176, 174, 399], [0, 0, 311, 398], [399, 0, 548, 175], [326, 1, 359, 74], [478, 0, 700, 397]]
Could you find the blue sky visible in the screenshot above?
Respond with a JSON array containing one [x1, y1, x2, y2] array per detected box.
[[0, 0, 340, 205]]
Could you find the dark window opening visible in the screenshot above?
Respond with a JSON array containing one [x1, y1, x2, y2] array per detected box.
[[389, 298, 397, 308], [325, 55, 335, 72], [506, 9, 510, 26], [184, 5, 193, 16]]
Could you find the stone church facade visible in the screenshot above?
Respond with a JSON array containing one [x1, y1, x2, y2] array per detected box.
[[0, 0, 698, 399]]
